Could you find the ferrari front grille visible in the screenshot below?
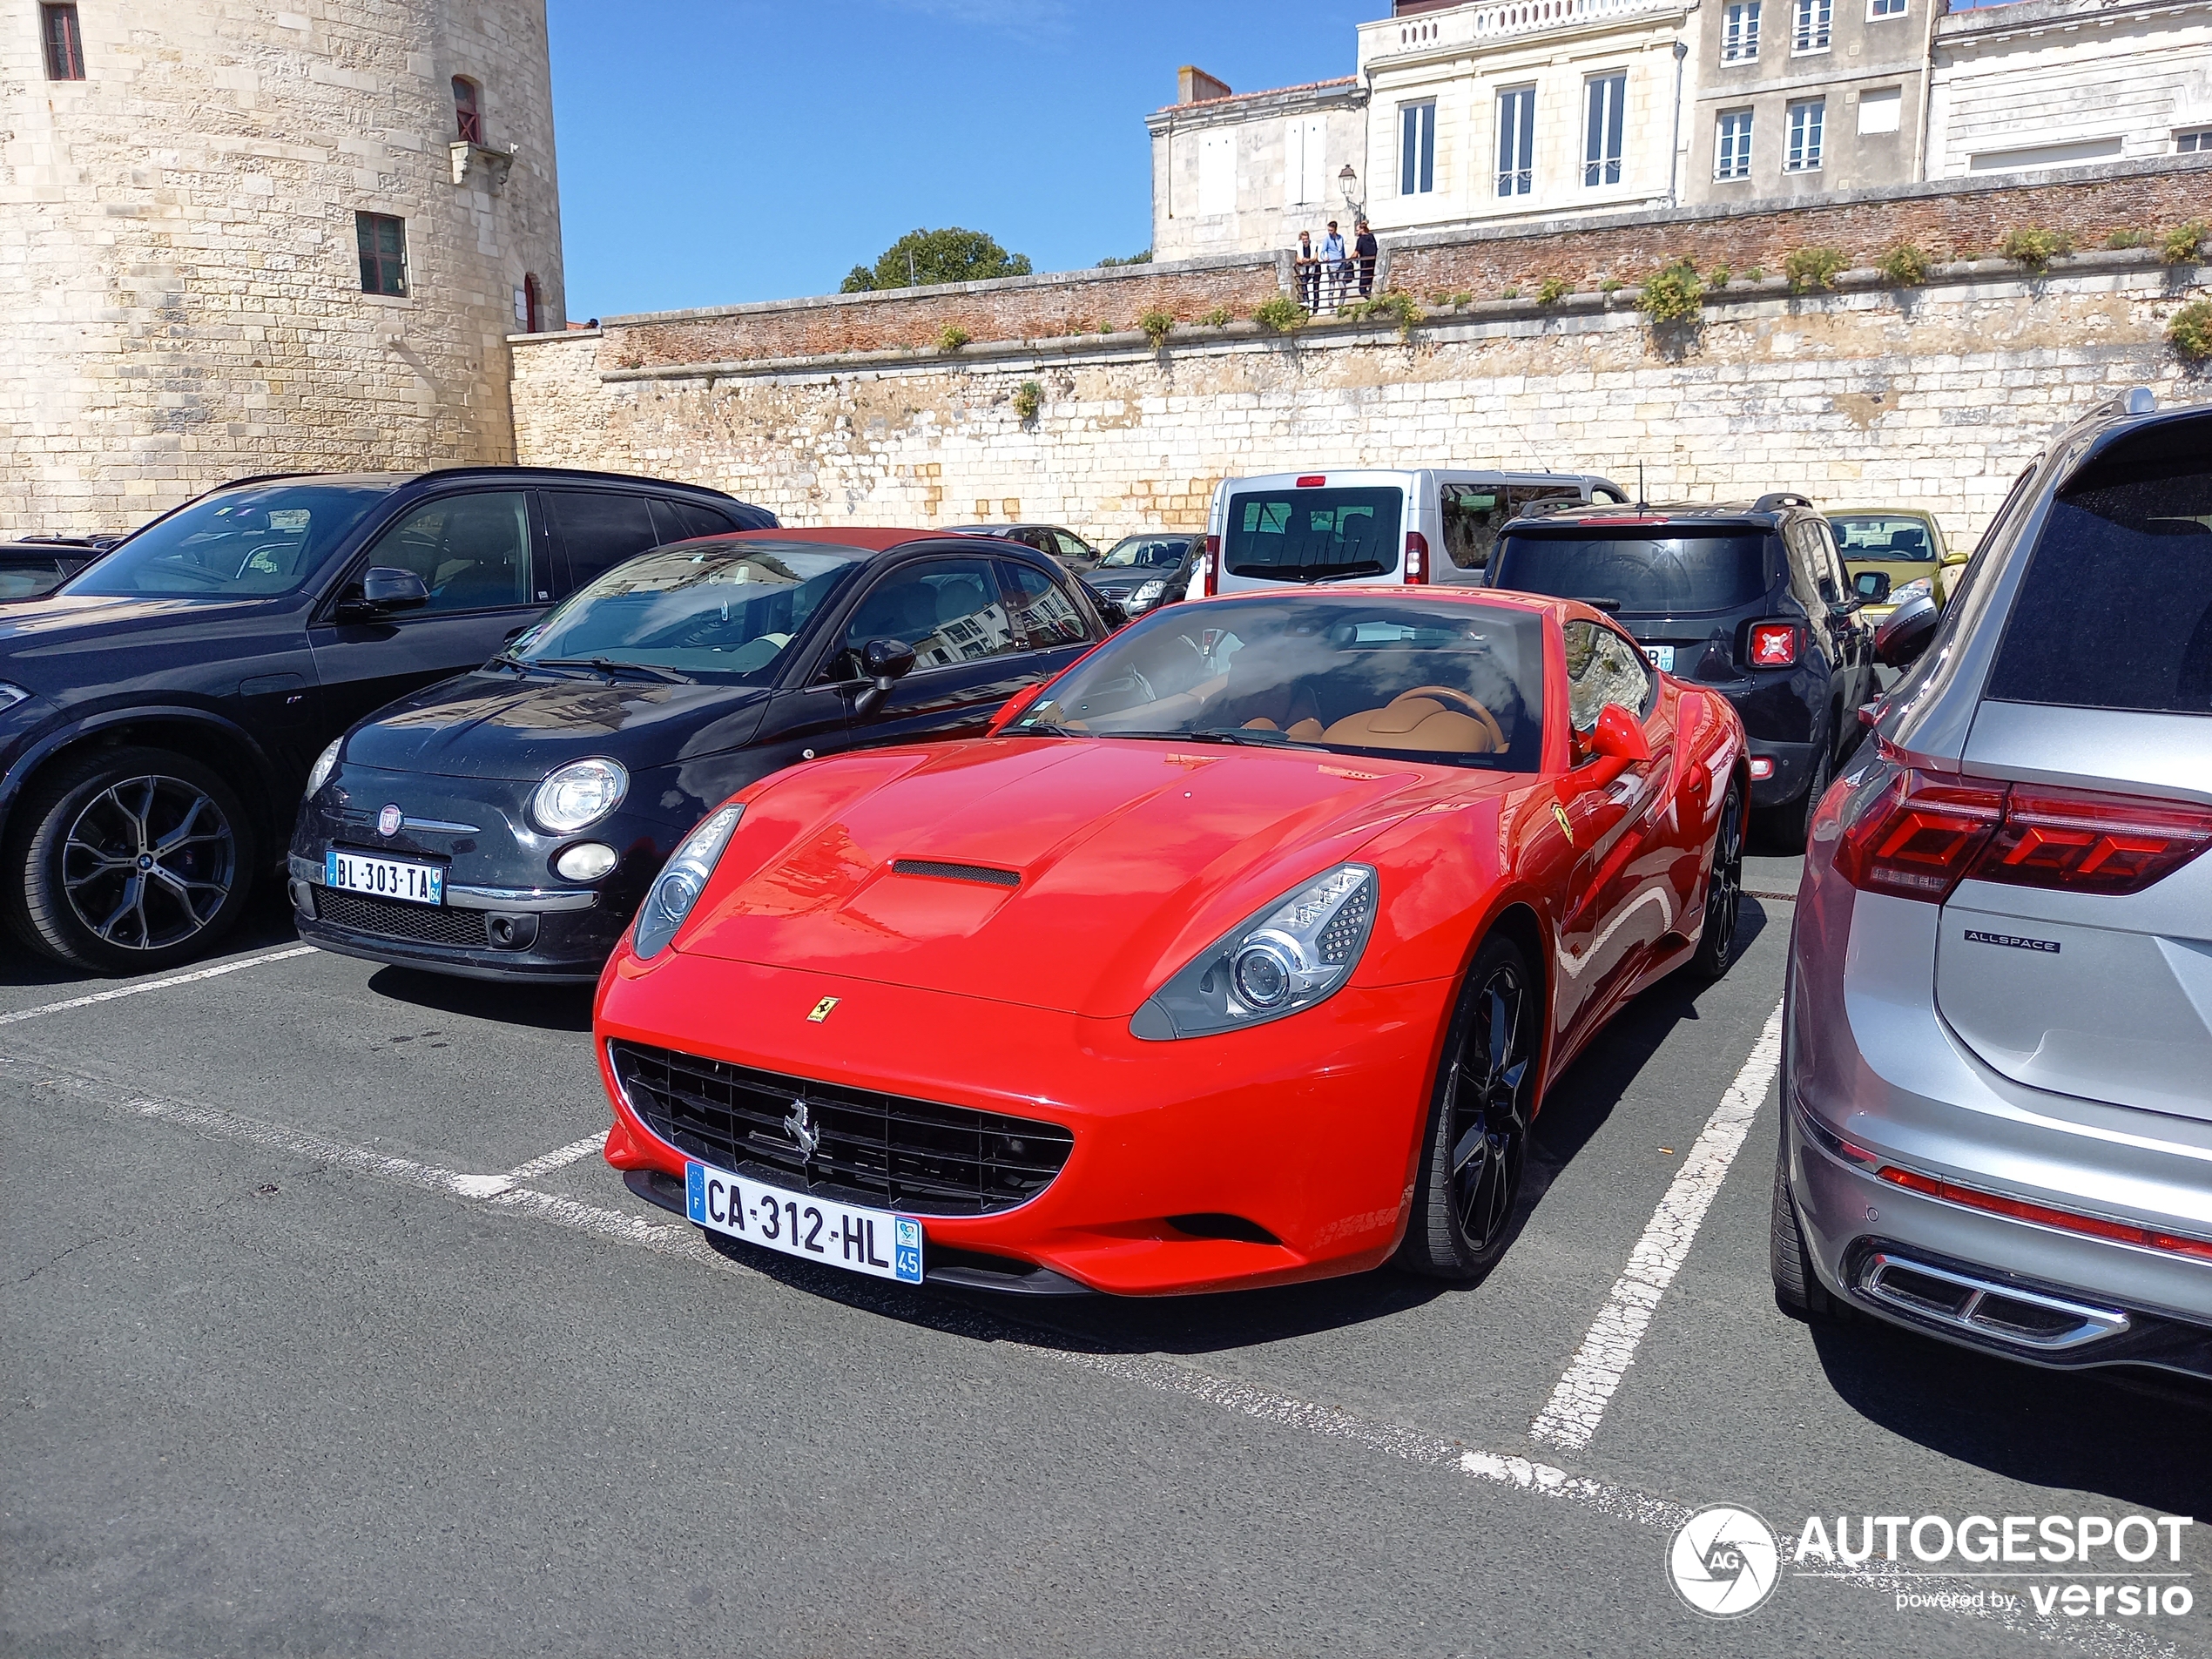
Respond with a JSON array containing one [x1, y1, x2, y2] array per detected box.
[[609, 1040, 1073, 1216]]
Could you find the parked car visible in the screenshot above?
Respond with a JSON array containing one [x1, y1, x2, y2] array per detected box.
[[1777, 390, 2212, 1385], [289, 528, 1111, 982], [0, 534, 125, 603], [1082, 531, 1198, 619], [594, 586, 1747, 1296], [947, 523, 1102, 576], [1487, 494, 1875, 849], [1826, 508, 1953, 629], [0, 467, 773, 973], [1197, 469, 1629, 597]]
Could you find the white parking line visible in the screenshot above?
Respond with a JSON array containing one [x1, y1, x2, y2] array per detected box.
[[506, 1135, 608, 1181], [1529, 999, 1785, 1453], [0, 946, 317, 1028], [73, 1076, 2177, 1659]]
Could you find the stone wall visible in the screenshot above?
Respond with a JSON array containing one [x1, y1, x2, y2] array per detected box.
[[513, 255, 2208, 550], [0, 0, 564, 536]]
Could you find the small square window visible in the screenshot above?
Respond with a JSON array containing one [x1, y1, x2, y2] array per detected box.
[[1786, 98, 1826, 171], [1716, 110, 1754, 180], [1858, 86, 1903, 134], [42, 3, 85, 80], [1868, 0, 1906, 17], [2179, 128, 2212, 153], [356, 212, 408, 297]]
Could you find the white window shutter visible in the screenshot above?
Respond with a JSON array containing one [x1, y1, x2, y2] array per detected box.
[[1198, 131, 1236, 217]]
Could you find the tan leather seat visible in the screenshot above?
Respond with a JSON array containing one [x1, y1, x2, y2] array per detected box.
[[1318, 691, 1502, 754]]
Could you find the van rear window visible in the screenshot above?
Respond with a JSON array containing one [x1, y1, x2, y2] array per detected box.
[[1986, 430, 2212, 714], [1491, 530, 1775, 616], [1224, 487, 1403, 583]]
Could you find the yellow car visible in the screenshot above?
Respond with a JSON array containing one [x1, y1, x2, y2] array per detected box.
[[1826, 509, 1963, 628]]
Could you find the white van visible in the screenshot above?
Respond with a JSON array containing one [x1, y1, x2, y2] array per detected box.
[[1197, 469, 1628, 596]]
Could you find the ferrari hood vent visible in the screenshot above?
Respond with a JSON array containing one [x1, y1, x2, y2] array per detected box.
[[891, 858, 1022, 887]]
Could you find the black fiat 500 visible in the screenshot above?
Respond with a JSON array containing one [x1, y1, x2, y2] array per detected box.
[[289, 529, 1109, 981]]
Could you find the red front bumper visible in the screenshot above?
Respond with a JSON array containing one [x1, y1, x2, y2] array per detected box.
[[594, 947, 1455, 1296]]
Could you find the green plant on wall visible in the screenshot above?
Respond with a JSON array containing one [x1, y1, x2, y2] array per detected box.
[[1348, 289, 1423, 339], [1012, 381, 1042, 421], [2170, 299, 2212, 361], [1252, 295, 1306, 333], [1138, 307, 1175, 347], [2000, 226, 2073, 273], [1599, 277, 1624, 295], [1879, 244, 1930, 286], [1536, 275, 1570, 306], [1784, 246, 1849, 293], [936, 324, 971, 352], [2162, 220, 2209, 264], [2106, 229, 2149, 251], [1200, 305, 1233, 328], [1636, 258, 1703, 324], [1706, 265, 1731, 289]]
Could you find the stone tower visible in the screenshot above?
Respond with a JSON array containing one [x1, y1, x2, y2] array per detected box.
[[1, 1, 565, 535]]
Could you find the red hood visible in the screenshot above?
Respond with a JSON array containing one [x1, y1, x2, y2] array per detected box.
[[678, 738, 1474, 1015]]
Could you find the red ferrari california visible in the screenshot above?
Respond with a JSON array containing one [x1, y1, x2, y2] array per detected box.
[[596, 587, 1747, 1296]]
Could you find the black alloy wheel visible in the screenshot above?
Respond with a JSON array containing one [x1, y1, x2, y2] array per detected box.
[[1690, 775, 1746, 980], [1398, 933, 1536, 1279], [7, 745, 255, 974]]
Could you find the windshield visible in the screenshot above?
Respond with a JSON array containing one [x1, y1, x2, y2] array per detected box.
[[506, 543, 866, 682], [1100, 536, 1191, 570], [1015, 595, 1544, 770], [65, 483, 391, 599], [1492, 530, 1775, 616], [1830, 514, 1937, 563], [1224, 487, 1404, 583]]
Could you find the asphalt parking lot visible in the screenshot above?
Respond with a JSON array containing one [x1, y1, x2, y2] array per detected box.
[[4, 846, 2208, 1658]]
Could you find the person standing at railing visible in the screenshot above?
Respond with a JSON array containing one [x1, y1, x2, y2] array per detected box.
[[1321, 221, 1347, 308], [1354, 219, 1379, 299], [1295, 229, 1319, 309]]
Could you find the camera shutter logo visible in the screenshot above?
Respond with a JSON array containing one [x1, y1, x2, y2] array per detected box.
[[1669, 1505, 1780, 1618]]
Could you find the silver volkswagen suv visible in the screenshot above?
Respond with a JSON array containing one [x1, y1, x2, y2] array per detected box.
[[1776, 390, 2212, 1381]]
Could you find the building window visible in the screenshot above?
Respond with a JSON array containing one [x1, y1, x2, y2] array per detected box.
[[1400, 99, 1437, 196], [2180, 129, 2212, 153], [1285, 113, 1327, 206], [1716, 110, 1754, 179], [1584, 72, 1626, 187], [1786, 98, 1825, 171], [1858, 86, 1903, 134], [1196, 130, 1235, 217], [356, 212, 408, 296], [453, 77, 483, 145], [1793, 0, 1832, 51], [1496, 86, 1535, 197], [520, 273, 542, 333], [1868, 0, 1905, 15], [41, 3, 85, 79], [1722, 2, 1761, 62]]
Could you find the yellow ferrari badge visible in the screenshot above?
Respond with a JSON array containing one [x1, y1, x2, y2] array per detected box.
[[806, 996, 840, 1023], [1552, 803, 1575, 846]]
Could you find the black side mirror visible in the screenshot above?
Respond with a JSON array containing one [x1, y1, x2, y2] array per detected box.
[[338, 566, 431, 622], [1874, 594, 1940, 669], [853, 637, 916, 716], [1853, 570, 1892, 604]]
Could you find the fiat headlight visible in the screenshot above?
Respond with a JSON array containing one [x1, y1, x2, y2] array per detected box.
[[305, 737, 342, 799], [531, 758, 628, 833], [1130, 863, 1378, 1040], [1889, 577, 1932, 605], [631, 803, 743, 961]]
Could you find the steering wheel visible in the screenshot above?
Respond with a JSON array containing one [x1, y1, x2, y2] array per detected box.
[[1396, 685, 1507, 752]]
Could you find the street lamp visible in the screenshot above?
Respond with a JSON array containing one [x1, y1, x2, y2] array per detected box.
[[1339, 164, 1360, 212]]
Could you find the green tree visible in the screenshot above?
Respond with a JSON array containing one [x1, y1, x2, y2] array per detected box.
[[840, 227, 1034, 293]]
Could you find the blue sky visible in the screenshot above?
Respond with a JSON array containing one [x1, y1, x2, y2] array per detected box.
[[546, 0, 1370, 319]]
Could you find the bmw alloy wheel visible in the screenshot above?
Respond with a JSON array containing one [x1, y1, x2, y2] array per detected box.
[[60, 773, 238, 952]]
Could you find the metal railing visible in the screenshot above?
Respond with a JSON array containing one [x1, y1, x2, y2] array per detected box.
[[1293, 258, 1376, 312]]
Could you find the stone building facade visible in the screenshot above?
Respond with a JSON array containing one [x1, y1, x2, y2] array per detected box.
[[1926, 0, 2212, 177], [1, 0, 565, 536], [1683, 0, 1939, 202], [1147, 77, 1370, 266]]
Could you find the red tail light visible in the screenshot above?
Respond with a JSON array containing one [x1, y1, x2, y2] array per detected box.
[[1748, 623, 1799, 668], [1877, 1165, 2212, 1263], [1403, 529, 1428, 584], [1834, 760, 2212, 902], [1295, 475, 1326, 488], [1202, 535, 1220, 597]]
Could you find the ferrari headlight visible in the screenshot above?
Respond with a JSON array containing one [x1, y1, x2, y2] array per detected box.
[[1130, 863, 1378, 1041], [631, 803, 743, 960], [305, 737, 342, 799], [532, 758, 628, 833]]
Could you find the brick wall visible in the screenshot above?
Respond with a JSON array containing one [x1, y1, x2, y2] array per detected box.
[[515, 259, 2209, 553]]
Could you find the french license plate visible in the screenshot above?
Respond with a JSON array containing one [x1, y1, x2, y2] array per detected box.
[[325, 849, 444, 905], [1643, 644, 1676, 672], [685, 1160, 924, 1285]]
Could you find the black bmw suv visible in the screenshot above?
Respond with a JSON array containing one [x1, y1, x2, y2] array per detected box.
[[0, 467, 773, 973], [1487, 495, 1876, 846]]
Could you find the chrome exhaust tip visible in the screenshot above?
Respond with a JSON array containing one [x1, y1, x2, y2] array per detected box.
[[1856, 1252, 2131, 1352]]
